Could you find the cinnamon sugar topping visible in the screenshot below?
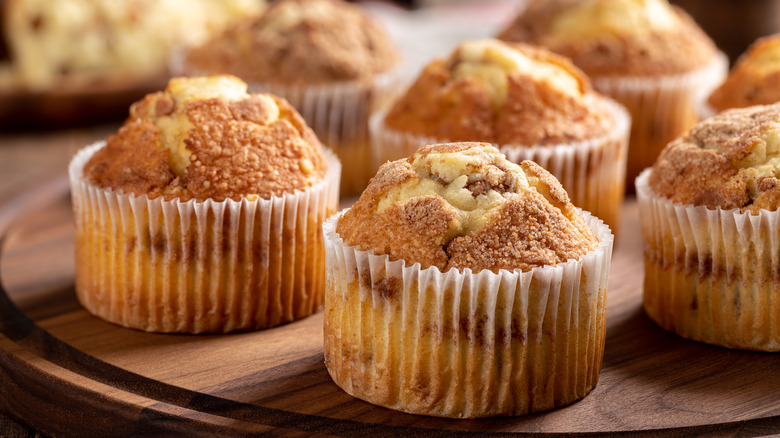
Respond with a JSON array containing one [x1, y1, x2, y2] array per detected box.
[[84, 75, 327, 202], [337, 142, 598, 272]]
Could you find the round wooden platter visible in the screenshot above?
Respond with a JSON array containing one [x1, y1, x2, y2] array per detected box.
[[0, 180, 779, 437]]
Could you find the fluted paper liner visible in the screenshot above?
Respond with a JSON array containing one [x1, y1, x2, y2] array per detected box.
[[244, 68, 404, 197], [323, 210, 614, 418], [370, 97, 630, 233], [592, 52, 728, 191], [69, 141, 340, 333], [636, 169, 780, 351]]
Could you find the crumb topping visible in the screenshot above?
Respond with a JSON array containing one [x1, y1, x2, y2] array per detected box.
[[499, 0, 717, 76], [384, 39, 613, 146], [649, 103, 780, 212], [83, 75, 327, 202], [184, 0, 399, 84], [337, 142, 598, 273], [708, 34, 780, 112]]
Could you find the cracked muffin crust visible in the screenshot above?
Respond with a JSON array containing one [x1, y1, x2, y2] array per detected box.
[[708, 34, 780, 112], [649, 103, 780, 213], [184, 0, 399, 84], [69, 74, 340, 333], [337, 142, 598, 273], [383, 39, 614, 146], [323, 142, 614, 417], [498, 0, 717, 77], [83, 75, 327, 202], [637, 102, 780, 351]]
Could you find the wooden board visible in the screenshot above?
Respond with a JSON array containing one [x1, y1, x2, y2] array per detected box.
[[1, 180, 779, 437]]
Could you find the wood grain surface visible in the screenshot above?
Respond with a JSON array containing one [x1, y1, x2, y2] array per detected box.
[[0, 181, 779, 437]]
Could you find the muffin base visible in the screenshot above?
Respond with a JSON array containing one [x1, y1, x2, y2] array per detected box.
[[637, 169, 780, 351], [323, 210, 614, 418], [70, 142, 341, 333]]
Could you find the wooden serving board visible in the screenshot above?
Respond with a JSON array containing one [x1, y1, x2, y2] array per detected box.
[[0, 180, 779, 437]]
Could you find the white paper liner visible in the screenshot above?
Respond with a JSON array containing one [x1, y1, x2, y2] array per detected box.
[[697, 100, 719, 121], [591, 52, 729, 190], [322, 209, 614, 418], [69, 141, 341, 333], [370, 96, 630, 233], [244, 68, 404, 197], [636, 169, 780, 351]]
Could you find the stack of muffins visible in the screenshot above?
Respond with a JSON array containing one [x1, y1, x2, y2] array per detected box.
[[66, 0, 780, 425]]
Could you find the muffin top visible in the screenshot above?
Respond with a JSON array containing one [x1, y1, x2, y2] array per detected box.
[[498, 0, 717, 76], [337, 142, 598, 273], [708, 34, 780, 112], [183, 0, 399, 84], [383, 39, 614, 146], [83, 75, 327, 202], [649, 103, 780, 213]]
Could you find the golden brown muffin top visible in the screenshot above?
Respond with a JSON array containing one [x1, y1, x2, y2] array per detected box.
[[649, 103, 780, 213], [383, 39, 614, 146], [184, 0, 399, 84], [708, 34, 780, 112], [337, 142, 598, 273], [84, 75, 327, 202], [499, 0, 717, 76]]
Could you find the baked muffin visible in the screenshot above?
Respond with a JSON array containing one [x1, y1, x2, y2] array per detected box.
[[182, 0, 401, 197], [69, 75, 340, 333], [0, 0, 263, 91], [707, 34, 780, 114], [372, 38, 629, 232], [323, 142, 614, 418], [500, 0, 727, 191], [636, 103, 780, 351]]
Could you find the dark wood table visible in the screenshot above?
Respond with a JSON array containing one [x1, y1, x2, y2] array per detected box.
[[1, 128, 779, 437]]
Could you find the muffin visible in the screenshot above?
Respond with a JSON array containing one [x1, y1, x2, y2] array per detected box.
[[499, 0, 728, 191], [707, 34, 780, 114], [0, 0, 263, 91], [181, 0, 401, 197], [323, 142, 614, 418], [68, 75, 340, 333], [372, 38, 629, 232], [636, 103, 780, 351]]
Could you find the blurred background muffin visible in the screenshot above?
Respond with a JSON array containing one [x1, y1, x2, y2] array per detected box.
[[670, 0, 780, 65], [182, 0, 402, 197], [499, 0, 727, 192], [372, 38, 629, 232], [324, 142, 613, 417], [69, 75, 340, 333], [706, 34, 780, 115], [0, 0, 263, 128], [636, 103, 780, 351]]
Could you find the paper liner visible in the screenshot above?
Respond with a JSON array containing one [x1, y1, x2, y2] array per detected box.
[[697, 100, 719, 121], [370, 97, 630, 234], [244, 68, 404, 197], [636, 169, 780, 351], [69, 141, 341, 333], [591, 52, 728, 191], [322, 210, 614, 418]]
